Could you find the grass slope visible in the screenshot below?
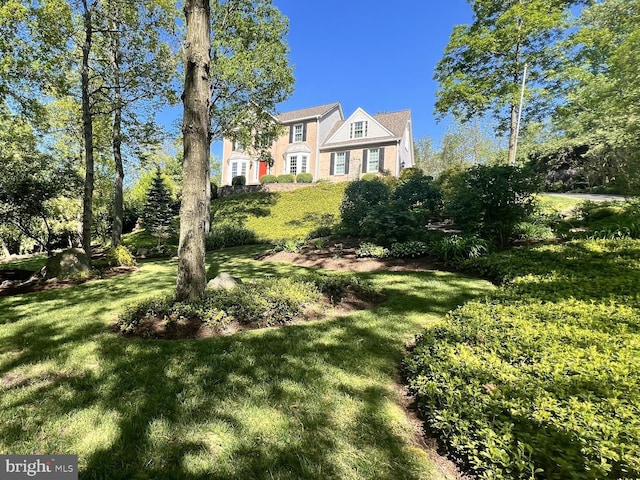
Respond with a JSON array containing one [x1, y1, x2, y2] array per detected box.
[[0, 246, 493, 479], [211, 183, 348, 241]]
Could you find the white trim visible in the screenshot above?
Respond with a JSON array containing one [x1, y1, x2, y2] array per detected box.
[[325, 107, 395, 144]]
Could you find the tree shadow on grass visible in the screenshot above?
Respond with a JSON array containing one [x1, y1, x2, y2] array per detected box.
[[0, 255, 492, 479], [211, 192, 278, 227]]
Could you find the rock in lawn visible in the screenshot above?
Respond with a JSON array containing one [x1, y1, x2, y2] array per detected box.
[[206, 273, 243, 291], [45, 248, 90, 280]]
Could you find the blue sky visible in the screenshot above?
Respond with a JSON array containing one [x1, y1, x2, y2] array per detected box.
[[273, 0, 472, 138]]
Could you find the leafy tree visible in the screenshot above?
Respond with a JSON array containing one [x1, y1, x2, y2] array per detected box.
[[0, 0, 73, 121], [554, 0, 640, 193], [143, 168, 175, 246], [0, 113, 81, 255], [434, 0, 583, 165], [91, 0, 179, 246], [176, 0, 294, 301]]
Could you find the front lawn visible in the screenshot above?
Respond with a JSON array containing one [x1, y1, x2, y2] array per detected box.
[[0, 246, 492, 479]]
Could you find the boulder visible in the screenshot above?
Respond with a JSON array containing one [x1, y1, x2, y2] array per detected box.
[[45, 248, 90, 280], [206, 272, 243, 291]]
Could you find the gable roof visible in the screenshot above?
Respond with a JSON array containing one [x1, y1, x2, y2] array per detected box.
[[321, 109, 411, 149], [277, 102, 341, 123]]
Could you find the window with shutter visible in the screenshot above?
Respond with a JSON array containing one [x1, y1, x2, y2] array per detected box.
[[335, 152, 346, 175]]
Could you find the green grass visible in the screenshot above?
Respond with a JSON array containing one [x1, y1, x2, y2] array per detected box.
[[0, 246, 493, 479], [0, 254, 47, 271], [536, 193, 584, 214], [123, 229, 167, 249], [211, 183, 348, 241]]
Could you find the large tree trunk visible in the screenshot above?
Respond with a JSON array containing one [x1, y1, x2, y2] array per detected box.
[[176, 0, 211, 301], [81, 0, 94, 264], [109, 4, 124, 246]]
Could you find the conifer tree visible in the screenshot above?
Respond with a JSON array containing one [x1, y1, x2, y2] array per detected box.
[[142, 168, 174, 246]]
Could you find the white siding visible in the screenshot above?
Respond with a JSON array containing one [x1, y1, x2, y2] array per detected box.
[[318, 106, 343, 144], [325, 108, 393, 145]]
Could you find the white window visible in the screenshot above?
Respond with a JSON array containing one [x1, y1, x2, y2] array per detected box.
[[367, 148, 379, 173], [335, 152, 346, 175], [232, 140, 245, 151], [230, 160, 248, 182], [287, 154, 308, 175], [294, 124, 304, 142], [350, 121, 368, 139]]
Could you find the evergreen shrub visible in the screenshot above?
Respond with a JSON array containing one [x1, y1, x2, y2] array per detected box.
[[277, 174, 295, 183], [259, 174, 278, 184], [296, 173, 313, 183]]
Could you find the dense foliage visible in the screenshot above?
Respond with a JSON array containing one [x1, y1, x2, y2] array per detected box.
[[405, 239, 640, 479], [206, 224, 259, 250], [117, 272, 375, 335], [142, 168, 176, 246], [339, 179, 391, 234], [441, 164, 541, 246]]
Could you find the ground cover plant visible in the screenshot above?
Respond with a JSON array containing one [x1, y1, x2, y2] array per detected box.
[[0, 246, 494, 479], [405, 239, 640, 479], [211, 183, 347, 241]]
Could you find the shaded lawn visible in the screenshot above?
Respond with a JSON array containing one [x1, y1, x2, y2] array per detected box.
[[0, 246, 493, 479]]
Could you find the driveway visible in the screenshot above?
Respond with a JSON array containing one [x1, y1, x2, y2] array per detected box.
[[545, 193, 632, 202]]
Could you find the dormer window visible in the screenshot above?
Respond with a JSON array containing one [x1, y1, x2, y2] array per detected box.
[[350, 121, 368, 139]]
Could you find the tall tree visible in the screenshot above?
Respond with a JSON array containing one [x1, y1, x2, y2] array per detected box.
[[81, 0, 97, 262], [176, 0, 294, 301], [434, 0, 583, 165], [0, 0, 73, 121], [176, 0, 211, 301], [555, 0, 640, 192], [93, 0, 178, 246]]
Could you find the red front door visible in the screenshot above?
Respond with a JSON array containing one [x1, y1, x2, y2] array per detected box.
[[258, 160, 268, 179]]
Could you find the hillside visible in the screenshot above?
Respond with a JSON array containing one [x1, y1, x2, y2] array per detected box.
[[211, 183, 348, 241]]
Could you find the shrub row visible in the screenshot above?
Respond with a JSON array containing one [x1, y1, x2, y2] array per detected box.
[[405, 239, 640, 479], [259, 173, 313, 184], [206, 224, 258, 250], [355, 235, 488, 262]]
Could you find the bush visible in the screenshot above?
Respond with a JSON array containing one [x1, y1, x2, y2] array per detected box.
[[392, 170, 442, 215], [260, 174, 278, 184], [389, 241, 430, 258], [206, 224, 258, 250], [106, 245, 136, 267], [340, 179, 390, 234], [272, 238, 305, 253], [231, 175, 246, 186], [355, 242, 390, 258], [296, 173, 313, 183], [512, 221, 556, 241], [431, 234, 489, 261], [398, 167, 423, 181], [360, 173, 378, 181], [277, 174, 295, 183], [117, 277, 323, 333], [294, 271, 376, 304], [406, 239, 640, 479], [360, 203, 422, 245], [441, 164, 541, 246]]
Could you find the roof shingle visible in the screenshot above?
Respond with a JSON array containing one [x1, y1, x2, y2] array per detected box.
[[276, 102, 341, 123]]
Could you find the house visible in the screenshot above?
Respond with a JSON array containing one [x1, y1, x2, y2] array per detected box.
[[221, 102, 414, 185]]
